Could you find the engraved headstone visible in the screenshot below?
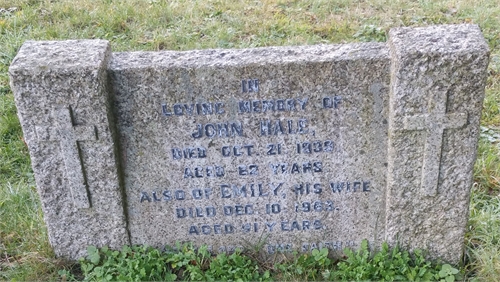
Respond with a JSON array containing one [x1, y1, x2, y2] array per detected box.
[[9, 25, 489, 263]]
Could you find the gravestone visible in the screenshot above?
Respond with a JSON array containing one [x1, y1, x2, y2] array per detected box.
[[9, 24, 489, 263]]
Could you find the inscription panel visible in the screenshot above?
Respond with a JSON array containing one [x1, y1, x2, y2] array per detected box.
[[111, 44, 390, 253]]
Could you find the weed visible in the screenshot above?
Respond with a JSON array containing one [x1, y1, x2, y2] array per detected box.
[[353, 24, 386, 42], [276, 248, 332, 280], [438, 264, 460, 282], [166, 243, 210, 280], [79, 245, 176, 281], [71, 242, 462, 281], [74, 244, 272, 281], [330, 240, 458, 281], [205, 250, 271, 281]]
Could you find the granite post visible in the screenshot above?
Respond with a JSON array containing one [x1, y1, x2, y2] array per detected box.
[[386, 25, 489, 262], [9, 40, 130, 259]]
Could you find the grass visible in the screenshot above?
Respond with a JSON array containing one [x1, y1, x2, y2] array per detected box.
[[0, 0, 500, 280], [466, 188, 500, 281]]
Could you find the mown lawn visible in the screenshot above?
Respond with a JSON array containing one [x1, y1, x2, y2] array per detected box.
[[1, 0, 500, 280]]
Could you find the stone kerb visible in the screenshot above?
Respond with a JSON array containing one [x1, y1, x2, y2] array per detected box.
[[8, 25, 489, 263]]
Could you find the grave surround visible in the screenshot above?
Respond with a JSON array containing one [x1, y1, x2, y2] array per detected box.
[[9, 24, 489, 263]]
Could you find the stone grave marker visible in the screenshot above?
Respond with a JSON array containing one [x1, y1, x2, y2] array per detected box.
[[9, 24, 489, 263]]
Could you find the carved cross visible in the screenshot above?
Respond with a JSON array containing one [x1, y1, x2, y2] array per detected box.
[[403, 91, 467, 196], [36, 106, 97, 208]]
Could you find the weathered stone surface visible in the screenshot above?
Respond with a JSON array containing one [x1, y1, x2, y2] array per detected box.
[[9, 25, 489, 263], [109, 43, 390, 255], [386, 24, 490, 263], [9, 40, 130, 259]]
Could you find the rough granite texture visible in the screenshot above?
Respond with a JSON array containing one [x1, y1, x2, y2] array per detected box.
[[386, 25, 489, 262], [9, 25, 489, 263], [9, 40, 130, 259], [109, 43, 390, 255]]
